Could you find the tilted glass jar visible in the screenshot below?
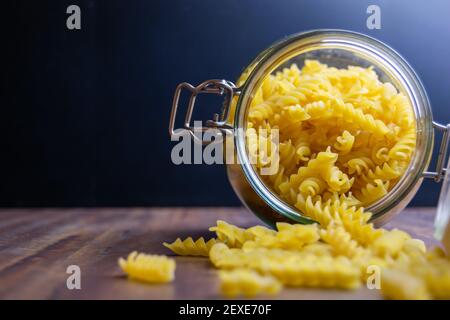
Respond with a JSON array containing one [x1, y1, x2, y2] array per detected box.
[[169, 30, 450, 245]]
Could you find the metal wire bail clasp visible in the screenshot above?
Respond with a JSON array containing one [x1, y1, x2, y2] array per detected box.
[[169, 79, 239, 145], [423, 121, 450, 182]]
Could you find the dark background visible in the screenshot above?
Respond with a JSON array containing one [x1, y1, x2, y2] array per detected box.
[[1, 0, 449, 207]]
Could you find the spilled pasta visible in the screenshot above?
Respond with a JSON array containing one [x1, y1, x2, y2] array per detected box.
[[119, 61, 450, 299], [118, 251, 175, 283]]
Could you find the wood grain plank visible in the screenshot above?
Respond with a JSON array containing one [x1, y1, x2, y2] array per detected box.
[[0, 207, 440, 299]]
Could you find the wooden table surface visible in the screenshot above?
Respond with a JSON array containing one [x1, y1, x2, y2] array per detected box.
[[0, 207, 440, 300]]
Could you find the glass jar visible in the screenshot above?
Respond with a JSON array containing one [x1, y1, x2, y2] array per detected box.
[[169, 30, 450, 244]]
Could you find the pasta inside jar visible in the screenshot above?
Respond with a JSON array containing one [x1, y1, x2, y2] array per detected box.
[[245, 59, 416, 222], [171, 30, 435, 225]]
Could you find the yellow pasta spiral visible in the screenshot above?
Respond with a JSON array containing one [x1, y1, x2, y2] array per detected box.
[[210, 243, 360, 289], [388, 130, 416, 161], [355, 179, 390, 205], [299, 177, 327, 196], [371, 229, 411, 258], [163, 237, 218, 256], [329, 99, 392, 137], [295, 194, 337, 226], [334, 130, 355, 154], [219, 269, 282, 298], [269, 255, 361, 289], [320, 223, 369, 258], [381, 269, 431, 300], [248, 102, 273, 122], [358, 160, 405, 187], [118, 252, 175, 283], [209, 220, 251, 248], [347, 157, 374, 175], [340, 214, 384, 246]]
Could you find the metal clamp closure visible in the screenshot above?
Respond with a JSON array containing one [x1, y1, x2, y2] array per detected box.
[[169, 79, 239, 145], [423, 121, 450, 182]]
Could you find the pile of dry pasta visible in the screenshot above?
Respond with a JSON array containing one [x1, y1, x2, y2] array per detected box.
[[119, 61, 450, 299]]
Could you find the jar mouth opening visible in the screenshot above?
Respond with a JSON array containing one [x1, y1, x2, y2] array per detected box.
[[234, 29, 433, 224]]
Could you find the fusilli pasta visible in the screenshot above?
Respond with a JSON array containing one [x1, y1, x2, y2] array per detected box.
[[148, 61, 447, 299], [118, 251, 175, 283], [219, 269, 282, 297], [163, 237, 219, 256]]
